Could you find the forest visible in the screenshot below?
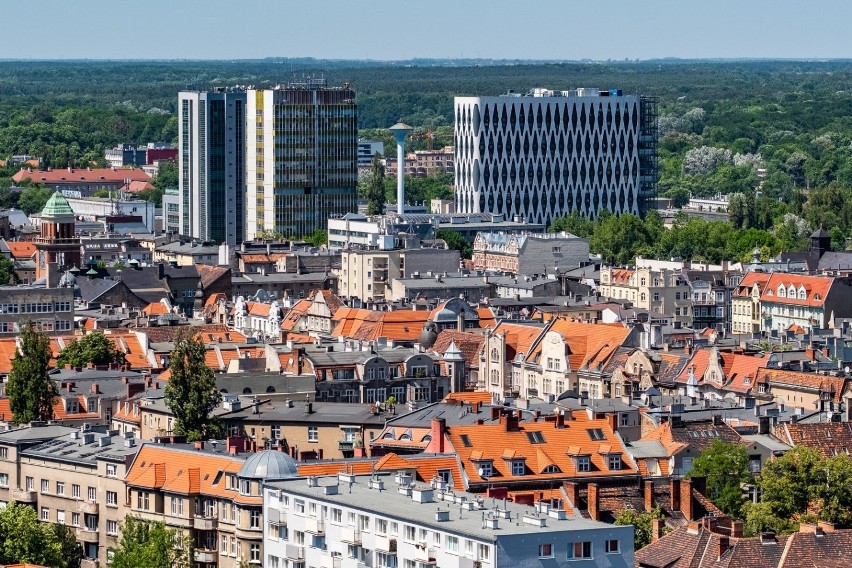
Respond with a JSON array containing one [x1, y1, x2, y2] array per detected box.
[[2, 59, 852, 257]]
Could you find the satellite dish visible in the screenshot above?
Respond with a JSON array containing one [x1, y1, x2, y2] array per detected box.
[[845, 366, 850, 374], [478, 467, 484, 478]]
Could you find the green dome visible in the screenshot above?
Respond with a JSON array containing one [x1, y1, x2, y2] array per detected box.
[[42, 192, 74, 217]]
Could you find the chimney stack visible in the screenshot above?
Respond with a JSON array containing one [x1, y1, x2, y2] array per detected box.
[[587, 483, 600, 521], [430, 418, 446, 453], [652, 518, 665, 542], [717, 536, 730, 560]]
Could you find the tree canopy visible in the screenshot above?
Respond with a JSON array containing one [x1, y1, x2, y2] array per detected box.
[[364, 153, 386, 215], [614, 507, 668, 550], [687, 439, 752, 519], [56, 332, 125, 369], [435, 228, 472, 259], [164, 329, 222, 441], [7, 321, 56, 424], [0, 501, 82, 568], [110, 517, 191, 568]]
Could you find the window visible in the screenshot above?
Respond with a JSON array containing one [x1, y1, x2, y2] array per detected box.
[[404, 525, 416, 542], [526, 431, 545, 444], [359, 514, 370, 532], [539, 543, 553, 558], [107, 520, 118, 535], [41, 507, 50, 521], [107, 491, 118, 506], [447, 535, 459, 553], [567, 541, 592, 559], [171, 497, 183, 516], [609, 455, 622, 470], [478, 544, 491, 561], [56, 481, 65, 495], [620, 413, 629, 426], [137, 491, 150, 511], [606, 539, 620, 553], [250, 543, 260, 562], [41, 479, 49, 493], [477, 461, 493, 478], [437, 469, 452, 484], [587, 428, 605, 441], [250, 510, 261, 528], [295, 499, 305, 515], [0, 448, 6, 460], [72, 512, 80, 527], [57, 509, 65, 524], [577, 456, 591, 472], [0, 473, 7, 488], [88, 487, 97, 502], [511, 460, 525, 476], [331, 508, 342, 524], [376, 518, 388, 534], [307, 426, 318, 442], [106, 463, 117, 477]]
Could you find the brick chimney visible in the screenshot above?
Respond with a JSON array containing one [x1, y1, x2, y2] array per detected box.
[[430, 418, 446, 453], [652, 518, 665, 542], [644, 480, 655, 512], [472, 401, 480, 414], [732, 520, 744, 538], [563, 481, 580, 507], [607, 413, 617, 432], [90, 383, 100, 394], [680, 479, 695, 521], [818, 520, 836, 533], [555, 412, 565, 429], [717, 536, 730, 560], [587, 483, 600, 521], [670, 477, 681, 512], [490, 406, 502, 421], [501, 411, 519, 432]]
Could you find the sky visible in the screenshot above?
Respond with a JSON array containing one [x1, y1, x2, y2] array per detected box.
[[3, 0, 851, 61]]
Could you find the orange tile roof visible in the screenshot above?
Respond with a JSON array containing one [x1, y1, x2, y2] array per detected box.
[[527, 318, 632, 372], [120, 180, 155, 192], [445, 411, 637, 485], [318, 290, 344, 315], [721, 351, 768, 393], [640, 422, 688, 457], [609, 268, 634, 285], [201, 330, 247, 344], [493, 321, 542, 360], [157, 368, 171, 382], [126, 445, 244, 499], [430, 330, 486, 367], [280, 299, 311, 332], [6, 241, 35, 259], [106, 332, 151, 370], [761, 273, 834, 307], [442, 391, 492, 405], [240, 254, 275, 263], [374, 453, 466, 489], [247, 302, 271, 317], [757, 367, 848, 403], [734, 271, 771, 297], [205, 349, 224, 370], [13, 167, 150, 184], [113, 404, 141, 424], [475, 307, 496, 328], [787, 324, 806, 335], [332, 308, 430, 342], [142, 301, 171, 316]]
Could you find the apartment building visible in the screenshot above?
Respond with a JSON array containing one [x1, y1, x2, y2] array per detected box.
[[759, 273, 852, 334], [472, 231, 589, 275], [0, 284, 74, 335], [732, 271, 771, 335], [599, 265, 692, 326], [125, 442, 299, 568], [263, 473, 634, 568], [1, 425, 140, 567]]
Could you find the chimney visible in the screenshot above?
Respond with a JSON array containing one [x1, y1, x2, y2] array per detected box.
[[680, 479, 695, 521], [717, 536, 730, 560], [90, 383, 100, 394], [563, 482, 579, 507], [758, 416, 770, 435], [818, 520, 835, 533], [555, 412, 565, 429], [806, 346, 815, 361], [607, 413, 617, 432], [587, 483, 600, 521], [472, 402, 480, 414], [502, 411, 519, 432], [670, 477, 681, 512], [652, 518, 665, 542], [490, 406, 502, 421], [430, 418, 445, 453], [194, 441, 204, 451], [157, 262, 165, 280], [644, 480, 655, 512], [732, 520, 744, 538]]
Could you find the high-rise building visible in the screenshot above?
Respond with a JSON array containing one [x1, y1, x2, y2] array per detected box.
[[178, 88, 247, 246], [246, 80, 358, 239], [455, 87, 658, 226]]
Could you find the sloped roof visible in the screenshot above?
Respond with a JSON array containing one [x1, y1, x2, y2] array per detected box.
[[126, 445, 246, 499], [13, 167, 150, 184], [331, 308, 430, 342], [493, 321, 543, 360], [757, 367, 848, 403], [761, 273, 834, 307], [430, 330, 486, 366], [527, 318, 633, 372], [775, 422, 852, 457], [5, 241, 35, 259]]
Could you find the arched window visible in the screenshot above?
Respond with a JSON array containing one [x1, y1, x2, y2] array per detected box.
[[777, 285, 786, 298], [242, 388, 252, 394], [266, 386, 275, 393], [490, 348, 499, 362]]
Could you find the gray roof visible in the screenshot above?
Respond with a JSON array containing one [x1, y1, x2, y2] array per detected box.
[[304, 346, 434, 367], [0, 424, 77, 445], [740, 434, 791, 453], [238, 449, 299, 480], [232, 272, 332, 285], [155, 241, 219, 255], [625, 440, 669, 459], [22, 426, 139, 465], [266, 474, 620, 541], [218, 401, 389, 426]]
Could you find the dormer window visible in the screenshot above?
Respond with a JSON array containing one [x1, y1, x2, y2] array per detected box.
[[576, 456, 591, 472], [788, 285, 796, 298], [814, 293, 821, 301], [510, 460, 526, 476], [608, 455, 622, 470], [777, 285, 786, 298]]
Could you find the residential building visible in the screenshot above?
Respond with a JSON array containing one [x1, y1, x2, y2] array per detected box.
[[161, 187, 181, 234], [391, 271, 494, 302], [455, 87, 658, 225], [80, 235, 151, 266], [357, 140, 384, 167], [472, 231, 589, 275], [231, 271, 337, 302], [154, 239, 220, 265], [759, 273, 852, 334], [179, 88, 247, 245], [732, 271, 771, 335], [65, 195, 156, 233], [338, 242, 459, 302], [0, 284, 74, 334], [104, 144, 147, 168], [11, 167, 151, 197], [385, 146, 455, 177], [246, 80, 358, 239], [263, 473, 634, 568], [599, 266, 693, 326]]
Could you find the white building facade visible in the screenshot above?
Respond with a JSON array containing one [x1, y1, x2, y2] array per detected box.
[[178, 88, 247, 246], [263, 474, 634, 568], [455, 88, 658, 226]]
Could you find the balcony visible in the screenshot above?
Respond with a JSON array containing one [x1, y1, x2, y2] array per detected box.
[[374, 535, 396, 553], [285, 543, 305, 560], [77, 501, 99, 514], [80, 559, 99, 568], [338, 440, 355, 452], [413, 544, 437, 563], [76, 527, 99, 543], [194, 549, 217, 564], [340, 526, 362, 544], [305, 517, 325, 534], [10, 488, 36, 503], [319, 551, 342, 568], [194, 516, 217, 531]]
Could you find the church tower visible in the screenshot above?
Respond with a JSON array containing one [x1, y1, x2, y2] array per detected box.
[[35, 192, 80, 281]]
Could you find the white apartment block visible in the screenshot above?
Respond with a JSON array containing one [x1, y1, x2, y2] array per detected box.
[[455, 88, 658, 226], [263, 473, 633, 568]]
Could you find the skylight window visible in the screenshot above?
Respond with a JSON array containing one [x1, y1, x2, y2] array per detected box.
[[587, 429, 605, 441], [460, 434, 473, 447], [526, 431, 546, 444]]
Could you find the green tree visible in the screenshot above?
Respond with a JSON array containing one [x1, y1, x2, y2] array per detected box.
[[614, 507, 667, 550], [688, 439, 751, 518], [0, 501, 82, 568], [136, 186, 165, 206], [152, 160, 178, 191], [7, 321, 55, 424], [164, 329, 222, 441], [110, 516, 191, 568], [435, 228, 472, 259], [549, 211, 596, 238], [56, 332, 125, 369], [755, 446, 824, 523], [18, 186, 53, 215], [590, 213, 653, 265], [365, 153, 386, 215], [303, 229, 328, 247], [0, 256, 19, 285]]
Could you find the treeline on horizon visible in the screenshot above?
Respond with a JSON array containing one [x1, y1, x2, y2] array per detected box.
[[2, 59, 852, 259]]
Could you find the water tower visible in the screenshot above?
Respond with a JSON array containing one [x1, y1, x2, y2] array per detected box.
[[389, 122, 413, 215]]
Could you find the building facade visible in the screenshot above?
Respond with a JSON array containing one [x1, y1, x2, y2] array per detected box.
[[472, 231, 589, 275], [246, 81, 358, 239], [179, 88, 247, 246], [455, 87, 658, 226]]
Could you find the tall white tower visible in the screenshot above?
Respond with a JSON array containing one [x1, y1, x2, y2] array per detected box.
[[389, 122, 413, 215]]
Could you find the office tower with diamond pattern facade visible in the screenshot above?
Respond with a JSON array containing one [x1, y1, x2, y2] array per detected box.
[[454, 88, 658, 226]]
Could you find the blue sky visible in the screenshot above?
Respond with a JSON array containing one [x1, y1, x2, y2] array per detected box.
[[3, 0, 850, 60]]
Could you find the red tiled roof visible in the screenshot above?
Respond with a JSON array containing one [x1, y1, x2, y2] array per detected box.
[[761, 273, 834, 307], [608, 268, 634, 285], [734, 271, 771, 298], [332, 308, 429, 342], [757, 367, 848, 403], [6, 241, 35, 259], [493, 321, 542, 360], [13, 167, 150, 184], [126, 445, 244, 500]]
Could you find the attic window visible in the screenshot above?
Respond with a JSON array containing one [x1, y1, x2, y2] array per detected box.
[[587, 428, 605, 441], [460, 434, 473, 447], [542, 464, 561, 474], [526, 431, 546, 444]]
